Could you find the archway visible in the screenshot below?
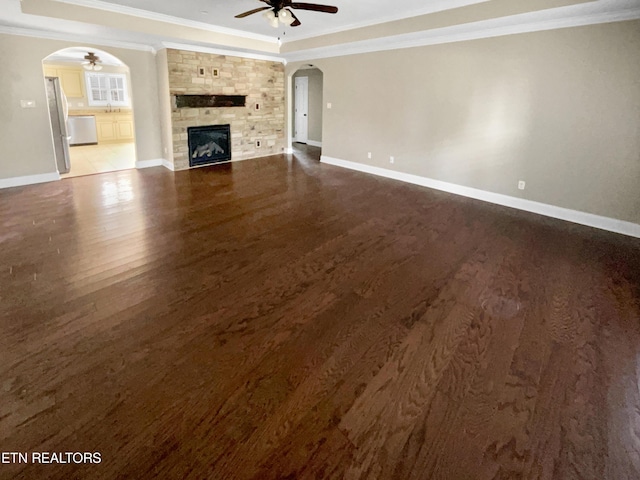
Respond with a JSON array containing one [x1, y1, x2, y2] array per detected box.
[[42, 47, 137, 178], [290, 65, 324, 156]]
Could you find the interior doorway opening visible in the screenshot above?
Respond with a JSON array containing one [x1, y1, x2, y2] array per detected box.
[[291, 66, 323, 154], [42, 47, 137, 178]]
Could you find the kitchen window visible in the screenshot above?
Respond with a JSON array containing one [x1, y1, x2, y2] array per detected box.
[[85, 72, 129, 107]]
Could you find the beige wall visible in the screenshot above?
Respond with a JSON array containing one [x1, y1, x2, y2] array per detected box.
[[0, 33, 163, 180], [292, 68, 323, 144], [290, 21, 640, 224], [156, 49, 173, 164]]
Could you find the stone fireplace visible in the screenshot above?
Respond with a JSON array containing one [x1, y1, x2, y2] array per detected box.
[[165, 49, 285, 171], [188, 125, 231, 167]]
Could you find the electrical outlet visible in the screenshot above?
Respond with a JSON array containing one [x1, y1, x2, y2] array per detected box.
[[20, 100, 36, 108], [367, 152, 372, 159], [518, 180, 526, 190], [256, 140, 262, 148], [390, 156, 395, 164]]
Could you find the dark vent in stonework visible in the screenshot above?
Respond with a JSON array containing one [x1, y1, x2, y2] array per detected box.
[[188, 125, 231, 167], [175, 95, 246, 108]]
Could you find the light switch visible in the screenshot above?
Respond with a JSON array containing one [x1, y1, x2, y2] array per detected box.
[[20, 100, 36, 108], [327, 103, 332, 109]]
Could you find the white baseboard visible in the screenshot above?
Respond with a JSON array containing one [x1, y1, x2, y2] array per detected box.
[[239, 151, 286, 161], [320, 156, 640, 239], [0, 172, 61, 189], [136, 158, 164, 169], [162, 159, 175, 171]]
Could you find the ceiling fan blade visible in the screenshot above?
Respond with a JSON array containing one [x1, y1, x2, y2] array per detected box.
[[289, 10, 301, 27], [289, 2, 338, 14], [235, 6, 272, 18]]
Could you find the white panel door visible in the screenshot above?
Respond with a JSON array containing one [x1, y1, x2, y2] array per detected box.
[[295, 76, 309, 144]]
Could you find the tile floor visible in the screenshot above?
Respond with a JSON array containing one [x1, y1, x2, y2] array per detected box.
[[62, 142, 136, 178]]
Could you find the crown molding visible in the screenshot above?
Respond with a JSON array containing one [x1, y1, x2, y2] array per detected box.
[[283, 0, 640, 63], [52, 0, 279, 44], [286, 0, 490, 42], [0, 25, 156, 52], [159, 42, 286, 64]]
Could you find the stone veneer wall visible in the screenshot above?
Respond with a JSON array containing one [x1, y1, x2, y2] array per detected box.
[[167, 49, 285, 170]]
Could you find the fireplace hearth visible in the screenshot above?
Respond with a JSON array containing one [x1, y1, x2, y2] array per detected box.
[[188, 125, 231, 167]]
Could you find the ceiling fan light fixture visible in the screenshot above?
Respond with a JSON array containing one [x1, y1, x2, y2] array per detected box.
[[279, 9, 295, 25], [263, 10, 274, 20], [269, 15, 279, 28], [83, 63, 103, 71]]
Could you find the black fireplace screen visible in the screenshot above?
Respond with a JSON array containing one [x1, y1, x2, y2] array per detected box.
[[188, 124, 231, 167]]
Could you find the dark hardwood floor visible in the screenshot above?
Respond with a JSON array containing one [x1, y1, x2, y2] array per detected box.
[[1, 146, 640, 479]]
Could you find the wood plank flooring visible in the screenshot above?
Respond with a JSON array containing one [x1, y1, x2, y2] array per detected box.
[[1, 145, 640, 479]]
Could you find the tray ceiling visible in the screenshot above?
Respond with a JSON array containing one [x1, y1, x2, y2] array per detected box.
[[60, 0, 489, 41], [1, 0, 639, 61]]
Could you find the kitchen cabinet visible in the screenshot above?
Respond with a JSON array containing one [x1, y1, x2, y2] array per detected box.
[[43, 66, 85, 98], [59, 70, 84, 98], [115, 115, 135, 140], [96, 119, 117, 142], [94, 113, 135, 143]]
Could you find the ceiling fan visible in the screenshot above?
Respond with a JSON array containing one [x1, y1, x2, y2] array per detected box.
[[82, 52, 102, 71], [235, 1, 338, 28]]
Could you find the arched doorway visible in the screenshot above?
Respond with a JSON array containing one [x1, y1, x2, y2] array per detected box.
[[42, 47, 137, 178], [291, 65, 324, 156]]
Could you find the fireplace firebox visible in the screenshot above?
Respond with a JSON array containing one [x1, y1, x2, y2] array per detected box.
[[188, 125, 231, 167]]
